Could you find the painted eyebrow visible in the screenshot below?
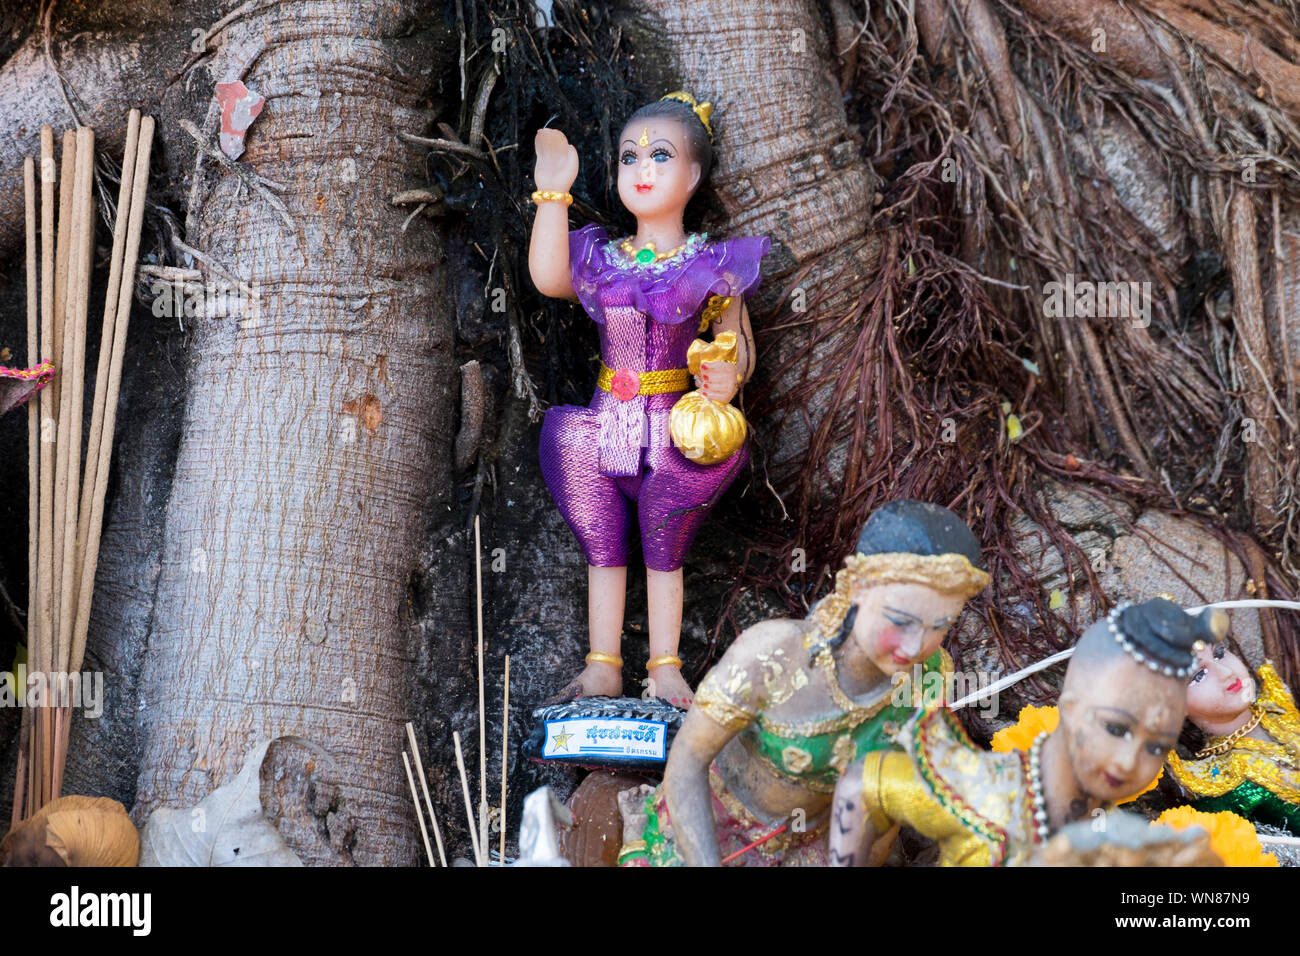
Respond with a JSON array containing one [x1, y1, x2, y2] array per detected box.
[[883, 606, 957, 628], [1095, 706, 1139, 723], [619, 138, 677, 150], [1095, 707, 1178, 740], [883, 606, 921, 623]]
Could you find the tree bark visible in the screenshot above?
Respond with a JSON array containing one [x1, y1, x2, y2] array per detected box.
[[50, 1, 449, 866]]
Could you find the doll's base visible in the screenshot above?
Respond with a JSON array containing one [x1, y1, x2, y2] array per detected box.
[[523, 696, 685, 772]]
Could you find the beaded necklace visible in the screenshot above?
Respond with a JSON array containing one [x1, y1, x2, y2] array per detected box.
[[1026, 731, 1051, 843], [606, 232, 708, 273]]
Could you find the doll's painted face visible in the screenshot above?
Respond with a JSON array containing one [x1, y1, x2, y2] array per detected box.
[[1187, 642, 1255, 727], [1059, 657, 1184, 802], [847, 582, 965, 676], [616, 118, 701, 222]]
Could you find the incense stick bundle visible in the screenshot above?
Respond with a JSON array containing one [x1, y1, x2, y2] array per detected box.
[[71, 112, 153, 677], [13, 113, 154, 821], [47, 130, 77, 665], [54, 125, 94, 681], [21, 157, 37, 825], [24, 155, 38, 687]]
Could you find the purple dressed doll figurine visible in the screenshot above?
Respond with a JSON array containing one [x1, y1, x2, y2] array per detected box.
[[528, 91, 769, 709]]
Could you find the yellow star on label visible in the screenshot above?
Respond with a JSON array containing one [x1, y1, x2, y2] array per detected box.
[[551, 727, 573, 752]]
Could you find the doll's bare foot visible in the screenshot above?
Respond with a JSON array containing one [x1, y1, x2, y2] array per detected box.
[[544, 660, 623, 704], [648, 665, 694, 709]]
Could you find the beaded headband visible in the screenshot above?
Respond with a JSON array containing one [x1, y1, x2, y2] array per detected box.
[[660, 91, 714, 142], [1106, 601, 1204, 678], [811, 552, 990, 640]]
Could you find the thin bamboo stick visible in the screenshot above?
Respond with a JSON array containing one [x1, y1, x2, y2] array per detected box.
[[401, 750, 436, 866], [47, 129, 76, 678], [474, 514, 487, 864], [73, 110, 139, 658], [453, 731, 482, 866], [54, 126, 94, 679], [405, 721, 447, 867], [70, 114, 151, 675], [37, 125, 56, 703], [499, 654, 510, 866], [24, 156, 38, 683]]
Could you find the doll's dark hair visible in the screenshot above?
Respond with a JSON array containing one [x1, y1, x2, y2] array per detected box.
[[621, 98, 714, 186], [854, 499, 984, 569], [1070, 598, 1223, 679]]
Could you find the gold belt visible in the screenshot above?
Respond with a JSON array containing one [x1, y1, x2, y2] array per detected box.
[[596, 362, 691, 399]]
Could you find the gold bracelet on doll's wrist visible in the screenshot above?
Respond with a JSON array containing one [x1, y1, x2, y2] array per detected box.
[[531, 190, 573, 206]]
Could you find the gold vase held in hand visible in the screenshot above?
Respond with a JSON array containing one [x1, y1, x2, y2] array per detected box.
[[669, 330, 747, 465]]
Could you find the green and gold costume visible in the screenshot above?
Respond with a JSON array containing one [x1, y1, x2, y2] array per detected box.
[[1167, 661, 1300, 835], [618, 630, 953, 866], [858, 707, 1044, 866]]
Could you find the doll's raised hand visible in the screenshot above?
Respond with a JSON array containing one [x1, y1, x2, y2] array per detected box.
[[695, 360, 739, 403], [534, 128, 579, 193]]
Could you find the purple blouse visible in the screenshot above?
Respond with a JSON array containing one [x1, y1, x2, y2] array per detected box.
[[565, 223, 770, 477], [569, 223, 770, 328]]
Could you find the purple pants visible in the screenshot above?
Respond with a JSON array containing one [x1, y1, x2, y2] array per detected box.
[[539, 391, 748, 572]]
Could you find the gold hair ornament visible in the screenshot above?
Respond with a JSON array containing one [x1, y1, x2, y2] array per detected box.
[[811, 552, 990, 641], [660, 91, 714, 142]]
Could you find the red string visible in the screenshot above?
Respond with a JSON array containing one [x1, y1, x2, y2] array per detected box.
[[720, 823, 788, 865]]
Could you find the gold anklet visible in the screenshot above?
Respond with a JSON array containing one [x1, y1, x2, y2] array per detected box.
[[647, 654, 683, 670], [586, 651, 623, 667]]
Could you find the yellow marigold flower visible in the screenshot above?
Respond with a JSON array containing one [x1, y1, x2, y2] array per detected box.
[[990, 704, 1160, 804], [1154, 807, 1279, 867], [990, 705, 1059, 753]]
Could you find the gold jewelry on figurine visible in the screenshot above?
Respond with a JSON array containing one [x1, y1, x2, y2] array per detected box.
[[619, 238, 688, 263], [617, 840, 647, 861], [531, 190, 573, 206], [698, 294, 733, 332], [647, 654, 683, 669], [596, 363, 691, 397], [812, 552, 990, 642], [812, 639, 890, 718], [585, 651, 624, 667], [638, 127, 650, 147], [695, 670, 758, 731], [1196, 703, 1265, 759], [660, 91, 714, 141]]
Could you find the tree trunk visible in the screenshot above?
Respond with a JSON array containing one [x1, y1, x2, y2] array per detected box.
[[128, 1, 451, 866]]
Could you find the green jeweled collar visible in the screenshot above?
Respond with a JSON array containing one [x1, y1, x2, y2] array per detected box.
[[606, 231, 709, 273]]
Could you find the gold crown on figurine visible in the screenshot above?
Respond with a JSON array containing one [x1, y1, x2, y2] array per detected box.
[[660, 91, 714, 141], [811, 552, 991, 642]]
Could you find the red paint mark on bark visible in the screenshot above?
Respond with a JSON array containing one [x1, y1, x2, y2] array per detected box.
[[216, 80, 265, 160]]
